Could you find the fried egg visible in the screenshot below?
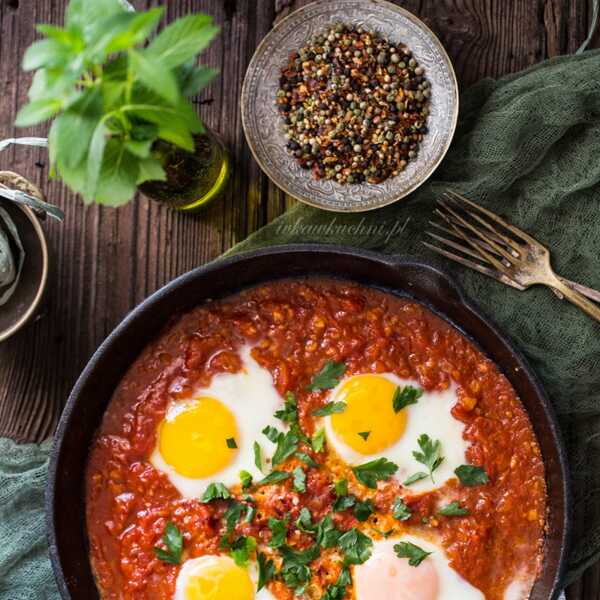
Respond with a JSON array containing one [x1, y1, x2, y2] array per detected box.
[[174, 555, 276, 600], [322, 373, 469, 492], [151, 346, 283, 498], [354, 535, 484, 600]]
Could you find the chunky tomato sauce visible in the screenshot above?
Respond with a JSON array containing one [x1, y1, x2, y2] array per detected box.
[[86, 278, 546, 599]]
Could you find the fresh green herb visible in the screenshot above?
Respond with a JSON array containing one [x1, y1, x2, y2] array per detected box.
[[226, 437, 237, 449], [239, 470, 253, 490], [393, 497, 412, 521], [333, 494, 356, 512], [257, 552, 275, 591], [403, 472, 428, 486], [353, 499, 374, 522], [268, 517, 288, 548], [438, 501, 469, 517], [241, 495, 256, 523], [357, 431, 371, 441], [223, 501, 244, 535], [256, 470, 291, 486], [275, 391, 298, 424], [279, 544, 320, 594], [253, 442, 263, 472], [321, 567, 352, 600], [17, 1, 220, 206], [352, 458, 398, 489], [296, 451, 318, 468], [229, 535, 256, 567], [412, 434, 444, 483], [272, 430, 300, 466], [312, 401, 347, 417], [293, 466, 307, 493], [312, 427, 326, 453], [455, 464, 490, 487], [338, 528, 373, 565], [152, 521, 183, 564], [315, 514, 342, 548], [262, 425, 281, 443], [201, 482, 230, 502], [392, 385, 423, 413], [371, 527, 396, 538], [335, 479, 348, 497], [306, 361, 346, 391], [296, 507, 315, 533], [393, 541, 432, 567]]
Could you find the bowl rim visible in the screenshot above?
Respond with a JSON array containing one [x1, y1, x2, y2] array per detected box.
[[46, 244, 570, 600], [0, 198, 48, 343], [240, 0, 460, 213]]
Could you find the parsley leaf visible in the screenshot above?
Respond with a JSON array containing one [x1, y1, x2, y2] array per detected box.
[[352, 458, 398, 489], [275, 391, 298, 424], [239, 470, 253, 489], [229, 535, 256, 567], [311, 427, 326, 453], [226, 437, 237, 449], [257, 552, 275, 591], [394, 541, 432, 566], [315, 514, 342, 548], [392, 385, 423, 413], [403, 472, 428, 486], [256, 470, 291, 486], [262, 425, 281, 443], [201, 482, 231, 502], [335, 479, 348, 497], [412, 434, 444, 483], [357, 431, 370, 441], [223, 501, 245, 535], [293, 466, 307, 493], [353, 499, 374, 522], [438, 501, 469, 516], [321, 566, 352, 600], [296, 507, 316, 533], [393, 497, 412, 521], [253, 441, 263, 472], [272, 430, 300, 466], [306, 361, 346, 391], [455, 464, 489, 486], [312, 401, 347, 417], [268, 517, 288, 548], [279, 544, 320, 594], [152, 521, 183, 565], [296, 451, 318, 468], [338, 528, 373, 564], [333, 494, 356, 512]]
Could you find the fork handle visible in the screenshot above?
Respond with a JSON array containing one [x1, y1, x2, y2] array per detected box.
[[550, 277, 600, 323], [560, 277, 600, 304]]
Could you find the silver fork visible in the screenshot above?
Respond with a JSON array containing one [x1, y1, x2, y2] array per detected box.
[[423, 190, 600, 323]]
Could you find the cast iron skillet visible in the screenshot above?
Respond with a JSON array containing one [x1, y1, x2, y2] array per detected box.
[[47, 244, 570, 599]]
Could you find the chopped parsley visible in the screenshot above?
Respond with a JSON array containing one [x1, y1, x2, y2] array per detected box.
[[357, 431, 371, 441], [438, 501, 469, 516], [296, 507, 315, 533], [353, 499, 374, 522], [223, 501, 245, 535], [332, 494, 356, 512], [392, 385, 423, 413], [253, 441, 263, 472], [152, 521, 183, 565], [306, 361, 346, 391], [293, 466, 307, 493], [296, 451, 318, 468], [268, 517, 288, 548], [312, 401, 347, 417], [279, 544, 320, 594], [274, 391, 298, 424], [257, 552, 275, 591], [403, 472, 428, 486], [321, 566, 351, 600], [311, 427, 326, 453], [256, 470, 291, 486], [315, 514, 342, 548], [338, 527, 373, 565], [201, 482, 231, 502], [272, 430, 300, 466], [239, 470, 253, 490], [229, 535, 256, 567], [262, 425, 281, 443], [352, 457, 398, 489], [394, 541, 432, 567], [412, 434, 444, 483], [393, 497, 412, 521], [335, 479, 348, 497], [226, 437, 237, 449], [455, 464, 490, 486]]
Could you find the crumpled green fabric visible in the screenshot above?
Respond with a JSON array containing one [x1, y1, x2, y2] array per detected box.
[[2, 49, 600, 598]]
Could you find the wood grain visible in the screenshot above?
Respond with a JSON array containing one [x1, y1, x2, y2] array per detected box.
[[0, 0, 598, 596]]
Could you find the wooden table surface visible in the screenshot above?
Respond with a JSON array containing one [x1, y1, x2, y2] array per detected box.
[[0, 0, 598, 597]]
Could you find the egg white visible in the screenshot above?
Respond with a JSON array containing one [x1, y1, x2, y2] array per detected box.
[[354, 535, 484, 600], [151, 345, 284, 498], [322, 373, 469, 492], [174, 555, 277, 600]]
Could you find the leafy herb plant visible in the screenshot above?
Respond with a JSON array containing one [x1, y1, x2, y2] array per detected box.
[[16, 0, 219, 206]]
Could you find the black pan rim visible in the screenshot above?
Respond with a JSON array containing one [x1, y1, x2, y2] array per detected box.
[[46, 243, 571, 600]]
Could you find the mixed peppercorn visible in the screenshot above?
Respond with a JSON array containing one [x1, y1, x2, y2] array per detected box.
[[277, 24, 431, 185]]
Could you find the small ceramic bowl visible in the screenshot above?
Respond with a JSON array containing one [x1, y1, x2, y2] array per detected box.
[[241, 0, 459, 212], [0, 172, 48, 343]]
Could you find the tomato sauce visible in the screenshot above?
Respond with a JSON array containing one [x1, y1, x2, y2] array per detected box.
[[86, 278, 546, 599]]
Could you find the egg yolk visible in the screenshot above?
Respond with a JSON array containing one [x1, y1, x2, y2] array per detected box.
[[354, 546, 439, 600], [158, 397, 239, 478], [330, 375, 408, 454], [182, 556, 254, 600]]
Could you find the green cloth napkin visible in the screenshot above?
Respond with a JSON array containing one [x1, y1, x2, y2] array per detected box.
[[2, 49, 600, 598]]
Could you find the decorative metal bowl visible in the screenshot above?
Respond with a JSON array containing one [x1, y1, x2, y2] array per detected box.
[[241, 0, 459, 212]]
